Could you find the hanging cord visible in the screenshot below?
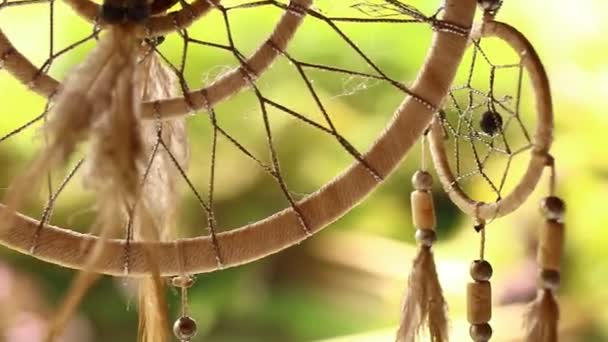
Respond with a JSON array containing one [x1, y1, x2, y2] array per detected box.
[[545, 154, 557, 196], [479, 222, 487, 261], [473, 202, 487, 261], [171, 241, 198, 342], [478, 0, 503, 21], [421, 128, 429, 172]]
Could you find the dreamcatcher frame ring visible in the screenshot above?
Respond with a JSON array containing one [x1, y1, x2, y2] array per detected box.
[[0, 0, 476, 276], [429, 20, 554, 221]]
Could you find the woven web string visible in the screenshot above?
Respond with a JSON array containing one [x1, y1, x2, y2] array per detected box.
[[437, 37, 534, 204], [0, 0, 468, 269]]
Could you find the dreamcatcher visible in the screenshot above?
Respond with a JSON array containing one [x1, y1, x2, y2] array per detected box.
[[0, 0, 565, 341]]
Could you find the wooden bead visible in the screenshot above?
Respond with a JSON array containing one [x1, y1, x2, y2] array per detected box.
[[415, 229, 436, 247], [412, 170, 433, 191], [538, 219, 564, 271], [470, 260, 493, 282], [467, 281, 492, 324], [540, 196, 566, 222], [411, 190, 436, 230], [173, 316, 198, 341], [540, 269, 561, 290], [470, 323, 493, 342]]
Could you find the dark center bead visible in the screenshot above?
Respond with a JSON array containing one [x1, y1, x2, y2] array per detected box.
[[126, 4, 150, 23], [101, 3, 127, 24], [479, 110, 503, 136]]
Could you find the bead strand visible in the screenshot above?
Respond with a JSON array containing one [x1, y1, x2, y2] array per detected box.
[[171, 275, 198, 342], [411, 170, 437, 247], [468, 242, 494, 341], [538, 196, 565, 290]]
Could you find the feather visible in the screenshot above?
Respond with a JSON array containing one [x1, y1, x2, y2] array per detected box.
[[396, 246, 449, 342], [523, 289, 559, 342]]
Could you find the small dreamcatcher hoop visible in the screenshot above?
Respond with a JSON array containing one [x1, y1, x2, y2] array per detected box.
[[409, 3, 566, 340], [429, 19, 553, 221]]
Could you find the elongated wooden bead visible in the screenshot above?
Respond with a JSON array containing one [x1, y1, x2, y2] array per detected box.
[[467, 281, 492, 324], [538, 219, 564, 271], [411, 190, 436, 230]]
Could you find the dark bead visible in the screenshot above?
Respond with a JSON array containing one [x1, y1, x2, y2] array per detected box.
[[412, 170, 433, 191], [540, 196, 566, 221], [479, 110, 503, 136], [540, 269, 561, 290], [470, 260, 493, 282], [126, 4, 150, 22], [101, 3, 126, 24], [415, 229, 436, 247], [173, 316, 198, 340], [470, 323, 493, 341]]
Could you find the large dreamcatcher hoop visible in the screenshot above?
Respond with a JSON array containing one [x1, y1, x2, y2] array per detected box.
[[0, 0, 476, 276]]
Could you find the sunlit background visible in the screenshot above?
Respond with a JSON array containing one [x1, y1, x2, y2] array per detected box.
[[0, 0, 607, 341]]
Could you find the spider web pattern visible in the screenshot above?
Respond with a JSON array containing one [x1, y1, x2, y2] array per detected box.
[[0, 0, 469, 270], [436, 38, 534, 204]]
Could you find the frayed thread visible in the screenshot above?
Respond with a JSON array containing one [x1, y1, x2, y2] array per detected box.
[[524, 289, 559, 342], [396, 246, 449, 342]]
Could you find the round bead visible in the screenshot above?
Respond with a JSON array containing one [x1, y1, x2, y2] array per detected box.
[[470, 260, 493, 282], [470, 323, 493, 342], [479, 110, 503, 136], [412, 170, 433, 191], [415, 229, 436, 247], [540, 196, 566, 221], [477, 0, 502, 11], [540, 269, 561, 290], [173, 316, 198, 341]]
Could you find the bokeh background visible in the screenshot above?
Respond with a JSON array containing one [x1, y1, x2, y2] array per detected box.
[[0, 0, 607, 341]]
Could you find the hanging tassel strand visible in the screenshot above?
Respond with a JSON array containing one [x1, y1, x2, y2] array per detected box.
[[524, 196, 565, 342], [396, 170, 449, 342]]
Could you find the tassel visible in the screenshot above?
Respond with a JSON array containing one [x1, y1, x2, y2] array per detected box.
[[0, 24, 131, 233], [135, 39, 187, 342], [524, 289, 559, 342], [138, 276, 170, 342], [397, 245, 448, 342], [396, 170, 449, 342]]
